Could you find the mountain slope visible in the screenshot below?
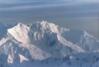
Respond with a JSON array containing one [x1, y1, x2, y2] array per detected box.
[[0, 21, 99, 67], [62, 29, 99, 51]]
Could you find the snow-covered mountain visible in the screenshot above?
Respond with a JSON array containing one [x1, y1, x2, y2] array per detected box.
[[0, 21, 99, 67], [62, 29, 99, 51]]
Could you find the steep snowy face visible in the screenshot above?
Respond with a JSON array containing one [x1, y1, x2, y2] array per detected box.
[[5, 21, 99, 58], [6, 21, 84, 59], [28, 21, 69, 41], [1, 40, 31, 64], [7, 23, 30, 44], [29, 21, 60, 42], [7, 21, 62, 44], [28, 21, 84, 57], [39, 21, 60, 34], [0, 21, 99, 67]]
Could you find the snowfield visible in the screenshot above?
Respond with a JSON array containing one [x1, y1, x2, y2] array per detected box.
[[0, 21, 99, 67]]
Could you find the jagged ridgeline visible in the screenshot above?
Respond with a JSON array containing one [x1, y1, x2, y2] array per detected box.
[[0, 21, 99, 67]]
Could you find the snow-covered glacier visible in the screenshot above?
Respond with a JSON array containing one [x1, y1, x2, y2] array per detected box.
[[0, 21, 99, 67]]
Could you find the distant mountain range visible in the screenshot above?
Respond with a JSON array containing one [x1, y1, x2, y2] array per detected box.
[[0, 21, 99, 67]]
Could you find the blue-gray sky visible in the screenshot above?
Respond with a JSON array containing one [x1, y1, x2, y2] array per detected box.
[[0, 0, 99, 4], [0, 0, 99, 11], [0, 0, 99, 38], [0, 0, 99, 5]]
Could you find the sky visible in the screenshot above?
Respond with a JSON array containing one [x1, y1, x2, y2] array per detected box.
[[0, 0, 99, 11], [0, 0, 99, 38], [0, 0, 99, 3]]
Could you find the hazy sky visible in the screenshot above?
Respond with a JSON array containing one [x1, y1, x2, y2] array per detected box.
[[0, 0, 99, 3], [0, 0, 99, 11], [0, 0, 99, 38]]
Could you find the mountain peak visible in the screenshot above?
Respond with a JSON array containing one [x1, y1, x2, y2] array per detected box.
[[40, 21, 59, 33], [0, 21, 99, 67], [7, 22, 30, 44], [30, 21, 60, 34]]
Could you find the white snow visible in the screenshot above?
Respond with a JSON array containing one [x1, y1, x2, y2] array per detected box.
[[40, 21, 60, 34], [7, 23, 30, 44], [0, 21, 99, 67], [19, 54, 29, 63], [0, 37, 9, 46]]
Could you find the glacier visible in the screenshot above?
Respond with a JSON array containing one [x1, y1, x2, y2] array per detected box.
[[0, 21, 99, 67]]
